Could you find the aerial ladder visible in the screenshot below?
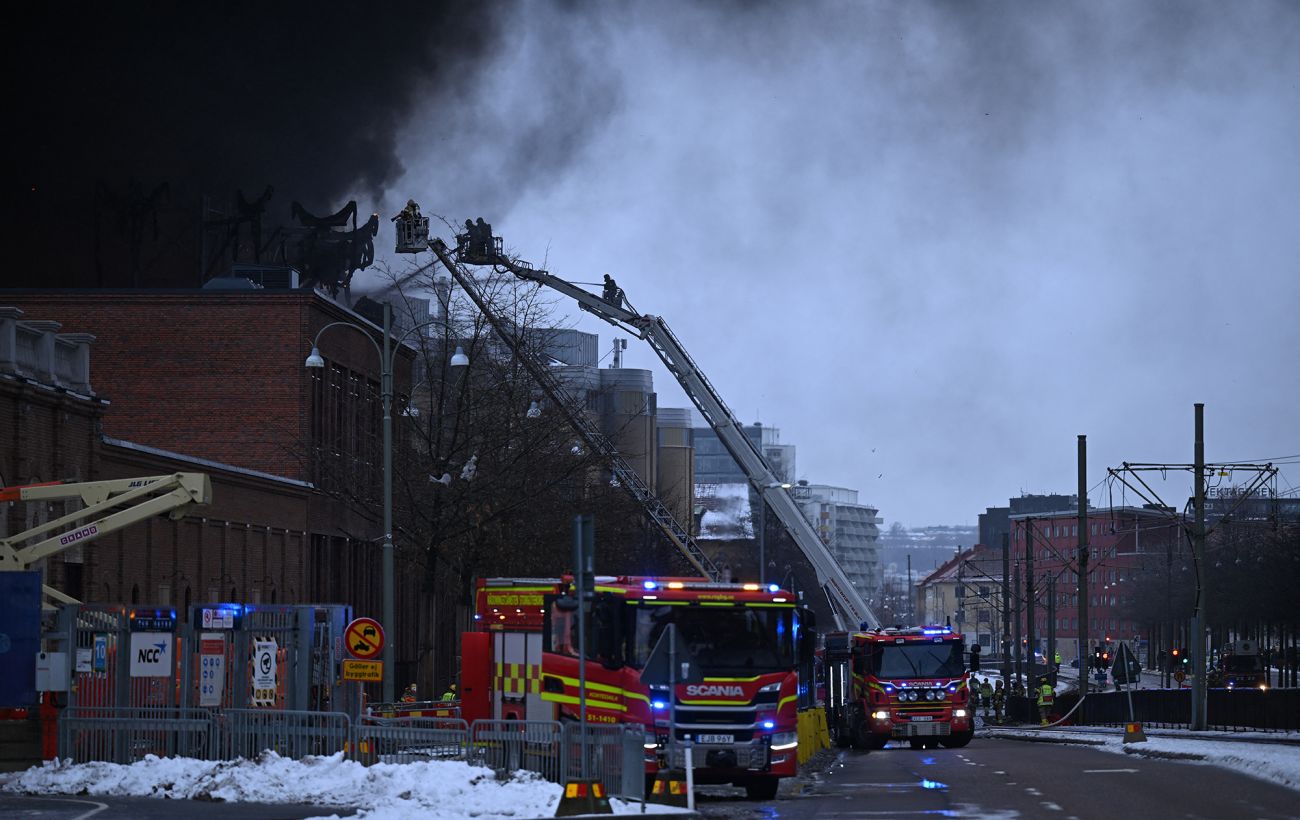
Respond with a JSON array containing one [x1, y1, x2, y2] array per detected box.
[[0, 473, 213, 609], [418, 234, 720, 579], [397, 212, 877, 628]]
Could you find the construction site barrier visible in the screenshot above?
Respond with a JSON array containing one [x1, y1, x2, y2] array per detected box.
[[56, 709, 649, 801]]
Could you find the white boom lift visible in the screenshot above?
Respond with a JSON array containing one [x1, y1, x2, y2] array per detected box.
[[0, 473, 213, 609], [396, 212, 878, 629]]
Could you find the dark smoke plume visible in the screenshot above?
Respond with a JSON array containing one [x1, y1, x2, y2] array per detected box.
[[7, 3, 503, 287]]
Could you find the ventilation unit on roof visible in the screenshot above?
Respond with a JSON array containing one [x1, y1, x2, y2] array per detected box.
[[229, 265, 301, 289]]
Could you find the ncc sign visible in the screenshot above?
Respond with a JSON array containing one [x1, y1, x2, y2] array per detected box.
[[129, 632, 171, 677]]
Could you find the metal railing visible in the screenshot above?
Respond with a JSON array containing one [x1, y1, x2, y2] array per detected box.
[[57, 710, 646, 800]]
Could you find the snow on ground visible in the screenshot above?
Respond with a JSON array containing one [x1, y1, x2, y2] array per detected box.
[[1, 752, 689, 819], [986, 727, 1300, 791]]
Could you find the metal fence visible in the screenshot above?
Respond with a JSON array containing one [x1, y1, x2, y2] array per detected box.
[[57, 710, 645, 800], [59, 707, 214, 764], [1076, 688, 1300, 731]]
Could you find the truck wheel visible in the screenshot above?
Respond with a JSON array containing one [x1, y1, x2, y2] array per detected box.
[[744, 777, 780, 801], [940, 730, 973, 749]]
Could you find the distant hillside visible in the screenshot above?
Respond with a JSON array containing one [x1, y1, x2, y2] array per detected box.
[[878, 523, 978, 577]]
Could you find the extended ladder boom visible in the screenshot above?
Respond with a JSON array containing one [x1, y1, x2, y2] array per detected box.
[[0, 473, 212, 607], [424, 226, 877, 629], [427, 239, 721, 580]]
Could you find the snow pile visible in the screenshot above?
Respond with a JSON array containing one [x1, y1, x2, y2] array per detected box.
[[3, 752, 565, 819]]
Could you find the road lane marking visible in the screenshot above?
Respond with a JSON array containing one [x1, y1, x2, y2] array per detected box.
[[1083, 768, 1139, 773], [1041, 802, 1063, 811], [1025, 788, 1043, 796]]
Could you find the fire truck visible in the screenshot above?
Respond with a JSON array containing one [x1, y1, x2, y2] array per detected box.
[[459, 575, 813, 800], [1214, 639, 1268, 690], [823, 626, 974, 750]]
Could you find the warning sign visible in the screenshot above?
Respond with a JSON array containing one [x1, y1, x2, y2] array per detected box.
[[345, 618, 385, 660], [199, 632, 226, 707], [251, 639, 278, 706], [342, 659, 384, 682]]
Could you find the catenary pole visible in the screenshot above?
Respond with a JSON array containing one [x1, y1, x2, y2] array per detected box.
[[1001, 533, 1012, 689], [1077, 435, 1089, 710], [1191, 404, 1207, 730], [1025, 517, 1036, 686]]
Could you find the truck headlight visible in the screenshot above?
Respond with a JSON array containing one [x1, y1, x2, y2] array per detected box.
[[871, 710, 889, 721], [771, 731, 798, 751], [953, 709, 968, 718]]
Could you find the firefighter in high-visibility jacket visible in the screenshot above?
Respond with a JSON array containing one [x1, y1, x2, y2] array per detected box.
[[1037, 678, 1054, 726]]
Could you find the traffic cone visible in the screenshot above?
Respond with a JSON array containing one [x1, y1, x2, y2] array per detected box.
[[1123, 722, 1147, 743], [647, 768, 690, 808], [555, 778, 612, 816]]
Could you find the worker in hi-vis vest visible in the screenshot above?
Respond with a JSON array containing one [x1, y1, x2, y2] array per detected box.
[[1037, 678, 1054, 726]]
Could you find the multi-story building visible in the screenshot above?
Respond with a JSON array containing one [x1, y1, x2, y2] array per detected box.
[[1008, 506, 1182, 666], [792, 482, 882, 605], [915, 545, 1004, 651]]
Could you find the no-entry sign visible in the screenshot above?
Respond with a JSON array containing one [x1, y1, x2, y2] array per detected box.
[[345, 617, 385, 660]]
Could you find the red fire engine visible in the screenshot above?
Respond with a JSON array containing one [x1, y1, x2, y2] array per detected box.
[[823, 626, 973, 750], [458, 575, 813, 800]]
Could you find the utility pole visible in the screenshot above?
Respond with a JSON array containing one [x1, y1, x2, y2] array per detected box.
[[1001, 533, 1012, 688], [1191, 403, 1208, 730], [1013, 559, 1022, 689], [1078, 435, 1089, 709], [1025, 517, 1036, 686], [1047, 574, 1057, 688], [907, 554, 913, 623], [1106, 405, 1278, 730]]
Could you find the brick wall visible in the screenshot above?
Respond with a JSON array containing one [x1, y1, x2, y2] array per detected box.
[[1, 291, 413, 484]]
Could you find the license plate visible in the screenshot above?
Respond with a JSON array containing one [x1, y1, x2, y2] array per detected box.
[[697, 734, 733, 744], [910, 716, 933, 722]]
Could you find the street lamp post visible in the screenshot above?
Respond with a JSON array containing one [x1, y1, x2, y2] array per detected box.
[[305, 302, 467, 703]]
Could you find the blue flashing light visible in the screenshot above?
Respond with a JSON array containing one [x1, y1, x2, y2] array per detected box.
[[762, 720, 775, 730], [884, 685, 894, 692], [922, 628, 952, 636], [474, 614, 482, 621], [948, 684, 958, 692], [652, 700, 668, 711], [643, 580, 658, 590], [767, 583, 779, 593]]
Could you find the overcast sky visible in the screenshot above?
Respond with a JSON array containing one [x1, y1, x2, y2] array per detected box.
[[365, 1, 1300, 528]]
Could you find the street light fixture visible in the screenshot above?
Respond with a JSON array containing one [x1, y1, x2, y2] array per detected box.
[[305, 302, 467, 702]]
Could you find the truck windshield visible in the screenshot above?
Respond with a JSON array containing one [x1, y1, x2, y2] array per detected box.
[[1223, 655, 1262, 673], [870, 642, 965, 679], [627, 604, 796, 676]]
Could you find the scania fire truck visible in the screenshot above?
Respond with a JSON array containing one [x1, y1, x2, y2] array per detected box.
[[459, 576, 814, 800], [824, 626, 974, 750]]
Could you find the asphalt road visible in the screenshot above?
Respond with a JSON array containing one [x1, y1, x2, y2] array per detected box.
[[0, 794, 357, 819], [695, 737, 1300, 820]]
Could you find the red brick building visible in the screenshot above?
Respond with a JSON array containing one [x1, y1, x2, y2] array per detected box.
[[1009, 506, 1182, 665], [1, 291, 427, 689]]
